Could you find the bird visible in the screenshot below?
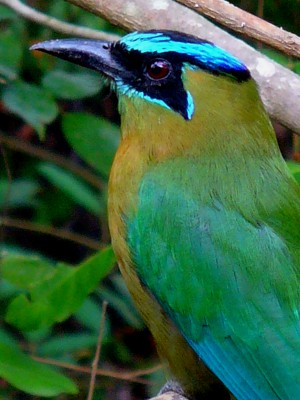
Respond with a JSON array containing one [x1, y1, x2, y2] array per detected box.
[[31, 30, 300, 400]]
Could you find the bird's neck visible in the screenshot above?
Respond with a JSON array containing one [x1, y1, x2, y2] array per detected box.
[[109, 71, 291, 268], [117, 71, 279, 166], [110, 72, 290, 226]]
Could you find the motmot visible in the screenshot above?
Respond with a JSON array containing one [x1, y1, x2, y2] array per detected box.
[[31, 30, 300, 400]]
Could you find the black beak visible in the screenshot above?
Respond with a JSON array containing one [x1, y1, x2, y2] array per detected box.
[[30, 38, 122, 79]]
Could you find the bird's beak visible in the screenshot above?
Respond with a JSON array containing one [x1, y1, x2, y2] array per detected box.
[[30, 38, 122, 80]]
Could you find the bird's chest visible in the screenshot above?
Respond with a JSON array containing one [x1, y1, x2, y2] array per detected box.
[[107, 136, 174, 335], [107, 134, 150, 295], [108, 142, 201, 264], [108, 135, 145, 248], [107, 137, 232, 399]]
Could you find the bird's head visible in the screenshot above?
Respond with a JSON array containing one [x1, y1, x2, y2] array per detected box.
[[31, 31, 272, 156]]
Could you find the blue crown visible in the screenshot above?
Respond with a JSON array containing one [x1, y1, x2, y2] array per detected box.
[[120, 31, 249, 80]]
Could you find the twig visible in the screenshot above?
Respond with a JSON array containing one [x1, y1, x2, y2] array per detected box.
[[257, 0, 264, 19], [87, 301, 108, 400], [0, 132, 102, 189], [0, 0, 118, 41], [66, 0, 300, 135], [0, 216, 101, 250], [175, 0, 300, 59], [31, 355, 161, 384], [256, 0, 264, 49], [32, 353, 187, 399]]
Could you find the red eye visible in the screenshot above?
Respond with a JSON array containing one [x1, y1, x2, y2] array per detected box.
[[146, 59, 171, 80]]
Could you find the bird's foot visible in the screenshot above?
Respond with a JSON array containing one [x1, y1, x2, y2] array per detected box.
[[157, 380, 190, 399]]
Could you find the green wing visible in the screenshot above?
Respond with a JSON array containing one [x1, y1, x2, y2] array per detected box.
[[127, 162, 300, 400]]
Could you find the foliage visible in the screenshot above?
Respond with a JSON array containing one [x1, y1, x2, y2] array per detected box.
[[0, 342, 77, 397], [0, 0, 299, 399], [3, 248, 115, 331], [0, 2, 153, 399]]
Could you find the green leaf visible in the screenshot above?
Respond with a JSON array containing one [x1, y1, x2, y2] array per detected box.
[[2, 81, 58, 138], [62, 112, 119, 176], [293, 62, 300, 75], [0, 178, 39, 208], [34, 188, 74, 225], [0, 278, 20, 299], [0, 14, 24, 80], [98, 274, 144, 330], [287, 161, 300, 184], [0, 5, 17, 19], [0, 26, 23, 80], [260, 48, 290, 67], [38, 162, 101, 215], [0, 342, 77, 396], [0, 327, 18, 347], [1, 256, 55, 291], [75, 297, 111, 334], [5, 247, 115, 331], [42, 70, 103, 100], [47, 0, 72, 20], [24, 327, 51, 345], [38, 333, 99, 356]]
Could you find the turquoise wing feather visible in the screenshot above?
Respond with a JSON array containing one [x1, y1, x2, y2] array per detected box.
[[127, 160, 300, 400]]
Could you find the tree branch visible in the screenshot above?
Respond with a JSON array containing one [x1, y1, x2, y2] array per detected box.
[[31, 355, 161, 384], [0, 0, 118, 41], [1, 216, 101, 250], [66, 0, 300, 135], [175, 0, 300, 59]]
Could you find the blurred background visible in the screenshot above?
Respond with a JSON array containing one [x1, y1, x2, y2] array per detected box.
[[0, 1, 299, 399]]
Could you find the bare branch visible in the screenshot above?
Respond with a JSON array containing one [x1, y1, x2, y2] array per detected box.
[[1, 216, 101, 250], [175, 0, 300, 59], [31, 355, 161, 384], [0, 0, 118, 41], [87, 301, 108, 400], [66, 0, 300, 135]]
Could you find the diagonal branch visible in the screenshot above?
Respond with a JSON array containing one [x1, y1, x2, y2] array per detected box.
[[175, 0, 300, 59], [31, 355, 161, 384], [1, 216, 101, 250], [0, 0, 118, 41]]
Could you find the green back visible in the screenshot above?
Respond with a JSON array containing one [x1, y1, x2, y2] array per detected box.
[[127, 152, 300, 399]]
